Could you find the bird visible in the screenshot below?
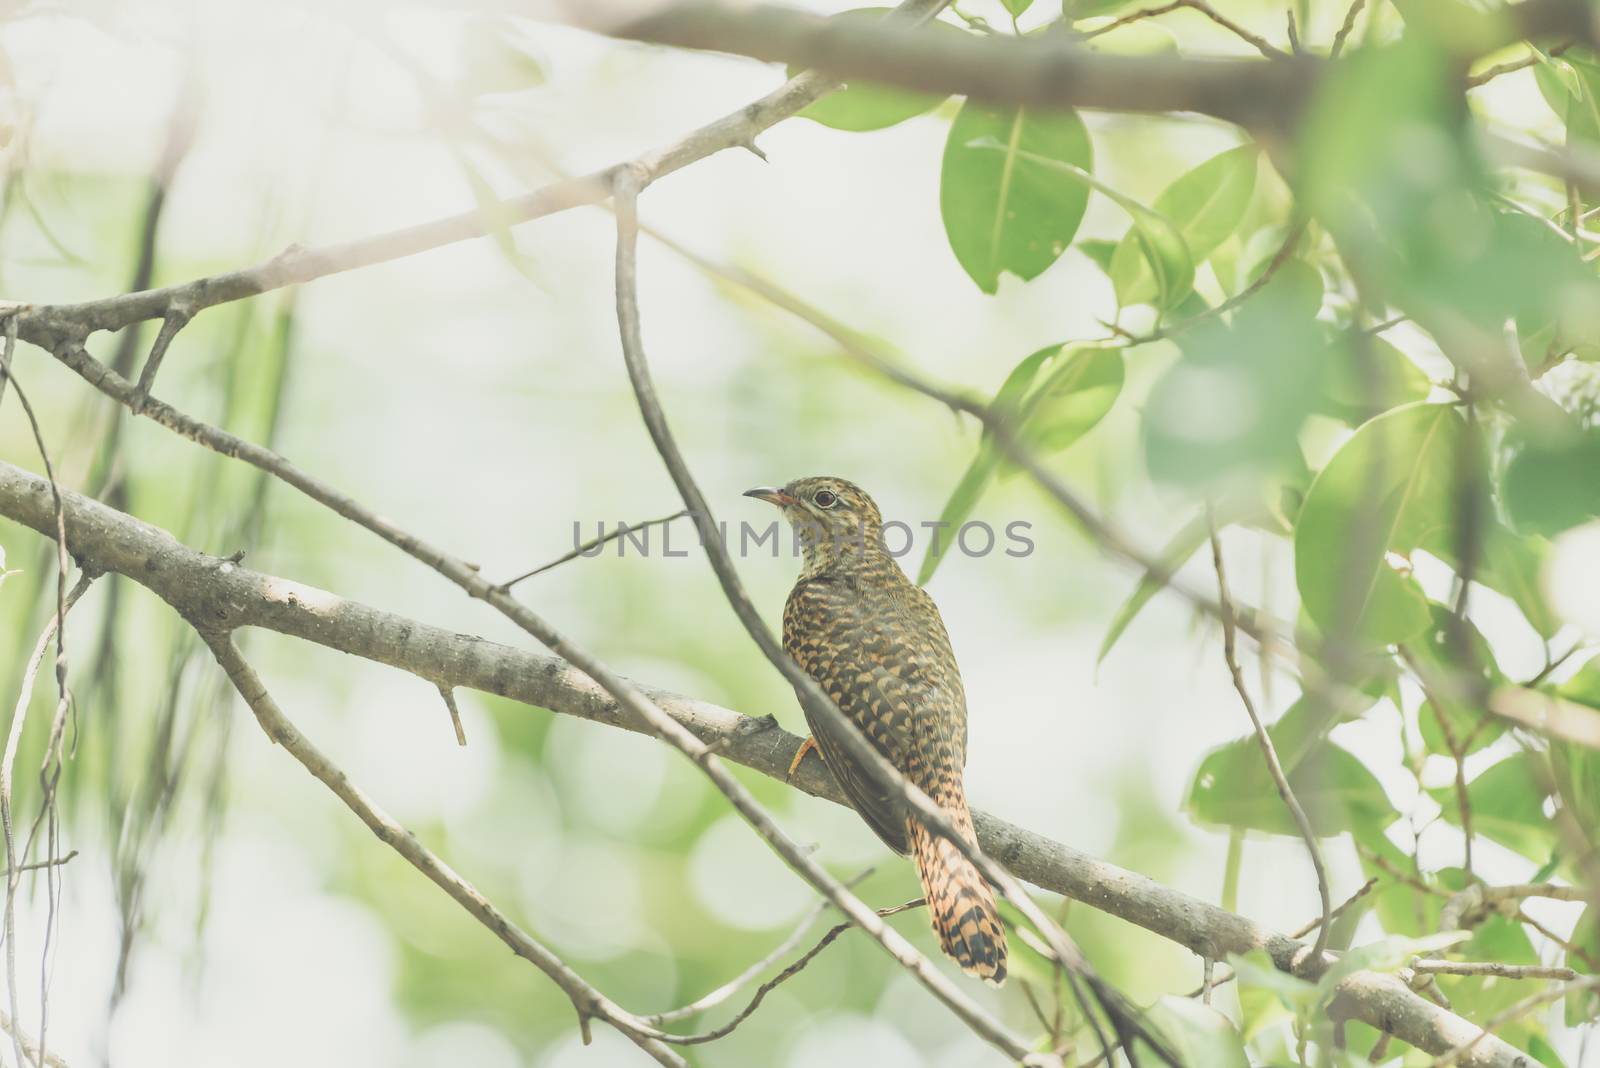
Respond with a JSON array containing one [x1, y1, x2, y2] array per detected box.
[[744, 475, 1007, 984]]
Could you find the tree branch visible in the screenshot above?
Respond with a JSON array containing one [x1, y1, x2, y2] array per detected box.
[[188, 629, 688, 1067], [2, 0, 948, 360], [0, 459, 1540, 1068], [558, 0, 1597, 132]]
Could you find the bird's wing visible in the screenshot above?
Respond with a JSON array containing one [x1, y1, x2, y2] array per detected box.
[[784, 577, 961, 855]]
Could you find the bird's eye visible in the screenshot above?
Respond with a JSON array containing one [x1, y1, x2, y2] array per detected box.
[[813, 490, 838, 509]]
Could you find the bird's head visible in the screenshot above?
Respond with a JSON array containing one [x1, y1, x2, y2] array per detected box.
[[744, 476, 885, 575]]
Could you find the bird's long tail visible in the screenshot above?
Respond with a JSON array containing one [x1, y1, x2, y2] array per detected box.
[[908, 795, 1007, 985]]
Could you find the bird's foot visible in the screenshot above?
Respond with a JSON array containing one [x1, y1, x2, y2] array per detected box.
[[786, 735, 819, 780]]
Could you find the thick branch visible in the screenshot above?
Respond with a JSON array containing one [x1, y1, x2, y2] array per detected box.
[[560, 0, 1597, 132], [578, 0, 1315, 131], [0, 459, 1537, 1068]]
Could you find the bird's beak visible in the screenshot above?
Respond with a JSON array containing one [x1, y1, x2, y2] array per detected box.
[[743, 486, 795, 506]]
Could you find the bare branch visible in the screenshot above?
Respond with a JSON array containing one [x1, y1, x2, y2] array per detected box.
[[642, 868, 876, 1027], [557, 0, 1597, 132], [190, 629, 688, 1067], [130, 305, 192, 407], [665, 898, 928, 1045], [437, 686, 466, 747], [1077, 0, 1288, 61], [1413, 960, 1580, 981], [497, 509, 690, 590], [0, 315, 14, 413], [580, 0, 1313, 131], [2, 571, 94, 1068], [1329, 0, 1368, 59], [1208, 511, 1333, 959]]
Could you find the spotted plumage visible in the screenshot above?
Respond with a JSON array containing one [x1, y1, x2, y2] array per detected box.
[[745, 476, 1007, 984]]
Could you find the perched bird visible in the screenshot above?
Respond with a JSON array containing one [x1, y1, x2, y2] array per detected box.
[[745, 476, 1007, 984]]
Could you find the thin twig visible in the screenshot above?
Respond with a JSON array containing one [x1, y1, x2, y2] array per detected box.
[[1207, 512, 1333, 960], [1077, 0, 1289, 60], [642, 868, 877, 1026], [665, 899, 927, 1045], [0, 361, 79, 1068], [1465, 42, 1572, 88], [496, 509, 689, 590], [0, 314, 15, 412], [1289, 877, 1378, 939], [1329, 0, 1367, 58], [131, 305, 192, 406], [192, 629, 688, 1067], [437, 686, 466, 747], [1413, 960, 1580, 981], [1517, 908, 1600, 972]]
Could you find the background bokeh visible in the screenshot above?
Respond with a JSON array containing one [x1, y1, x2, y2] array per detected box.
[[1, 1, 1597, 1065]]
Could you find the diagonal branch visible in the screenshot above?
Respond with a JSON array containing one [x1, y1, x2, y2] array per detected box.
[[0, 458, 1540, 1068], [189, 629, 688, 1067]]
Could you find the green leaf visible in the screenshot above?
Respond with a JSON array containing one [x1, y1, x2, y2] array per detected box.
[[917, 344, 1122, 584], [1314, 336, 1432, 424], [975, 142, 1195, 310], [1187, 700, 1398, 836], [1559, 657, 1600, 709], [1144, 998, 1249, 1068], [917, 447, 1005, 587], [1431, 751, 1556, 864], [1536, 49, 1600, 144], [1294, 404, 1462, 646], [940, 102, 1092, 293], [1479, 524, 1560, 639], [1502, 426, 1600, 537], [1076, 238, 1118, 274], [1001, 0, 1036, 14], [793, 10, 951, 131], [1529, 1034, 1569, 1068], [1065, 0, 1137, 18], [1109, 144, 1258, 308], [1142, 269, 1325, 488], [1411, 602, 1507, 755], [1018, 343, 1125, 452]]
